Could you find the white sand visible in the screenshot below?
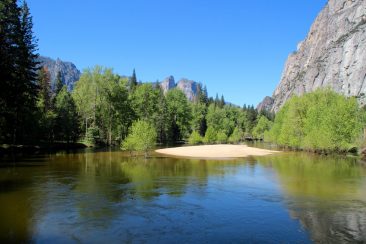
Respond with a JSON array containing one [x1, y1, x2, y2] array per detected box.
[[155, 144, 279, 159]]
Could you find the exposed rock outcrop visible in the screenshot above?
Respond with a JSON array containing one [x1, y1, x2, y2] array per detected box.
[[256, 96, 274, 112], [38, 56, 81, 91], [177, 79, 200, 102], [261, 0, 366, 112], [159, 76, 201, 101], [160, 76, 176, 94]]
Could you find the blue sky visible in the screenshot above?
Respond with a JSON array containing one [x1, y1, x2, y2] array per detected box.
[[27, 0, 326, 106]]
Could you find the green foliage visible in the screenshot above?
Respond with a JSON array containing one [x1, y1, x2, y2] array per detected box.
[[228, 127, 242, 144], [252, 115, 273, 139], [216, 130, 228, 144], [54, 86, 80, 143], [203, 126, 217, 144], [73, 66, 132, 145], [191, 101, 207, 136], [0, 0, 39, 143], [206, 104, 247, 137], [188, 131, 203, 145], [267, 89, 365, 152], [128, 69, 138, 91], [166, 89, 192, 141], [121, 120, 157, 157], [54, 71, 63, 95]]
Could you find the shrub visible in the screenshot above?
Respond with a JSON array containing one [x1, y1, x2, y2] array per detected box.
[[203, 126, 217, 144], [216, 130, 228, 144], [228, 127, 242, 144], [121, 120, 157, 157], [188, 131, 203, 145]]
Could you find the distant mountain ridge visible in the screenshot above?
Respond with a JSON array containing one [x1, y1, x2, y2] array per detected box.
[[37, 56, 81, 91], [38, 56, 201, 101]]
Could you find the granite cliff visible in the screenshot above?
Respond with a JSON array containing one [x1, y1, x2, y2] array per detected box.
[[38, 56, 81, 91], [259, 0, 366, 112], [160, 76, 201, 101]]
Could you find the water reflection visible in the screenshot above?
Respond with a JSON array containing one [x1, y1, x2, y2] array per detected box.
[[0, 150, 365, 242], [258, 153, 366, 243]]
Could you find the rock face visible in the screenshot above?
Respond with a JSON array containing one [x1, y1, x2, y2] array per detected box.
[[177, 79, 200, 101], [257, 96, 274, 112], [160, 76, 176, 94], [159, 76, 200, 101], [38, 56, 81, 91], [263, 0, 366, 112]]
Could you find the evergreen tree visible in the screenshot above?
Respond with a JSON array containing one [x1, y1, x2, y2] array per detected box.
[[214, 93, 219, 107], [0, 0, 39, 143], [37, 67, 51, 112], [54, 86, 80, 143], [220, 95, 225, 108], [54, 71, 63, 95], [129, 68, 137, 91]]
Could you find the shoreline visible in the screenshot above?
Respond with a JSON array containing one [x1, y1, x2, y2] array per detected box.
[[155, 144, 279, 159]]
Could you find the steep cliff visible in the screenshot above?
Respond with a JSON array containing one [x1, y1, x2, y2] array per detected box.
[[159, 76, 200, 101], [38, 56, 81, 91], [261, 0, 366, 112]]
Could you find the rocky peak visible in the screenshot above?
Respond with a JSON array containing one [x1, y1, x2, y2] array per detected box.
[[256, 96, 274, 112], [260, 0, 366, 112], [160, 75, 176, 94], [177, 79, 200, 102], [159, 76, 201, 101], [38, 56, 81, 91]]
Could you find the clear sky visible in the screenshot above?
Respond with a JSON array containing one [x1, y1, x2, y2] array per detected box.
[[27, 0, 327, 106]]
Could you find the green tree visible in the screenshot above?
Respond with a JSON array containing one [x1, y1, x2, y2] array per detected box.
[[128, 68, 138, 91], [0, 0, 39, 143], [54, 86, 80, 143], [37, 67, 52, 112], [216, 130, 228, 144], [166, 89, 192, 142], [203, 126, 217, 144], [54, 71, 63, 95], [121, 120, 157, 157], [191, 101, 207, 136], [36, 66, 56, 142], [267, 89, 365, 152], [228, 127, 242, 144], [252, 115, 273, 139], [73, 66, 132, 145], [188, 131, 203, 145]]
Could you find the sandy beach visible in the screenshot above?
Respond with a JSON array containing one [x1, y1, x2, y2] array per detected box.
[[155, 144, 279, 159]]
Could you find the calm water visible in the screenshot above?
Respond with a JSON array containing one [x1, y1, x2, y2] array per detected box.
[[0, 149, 366, 243]]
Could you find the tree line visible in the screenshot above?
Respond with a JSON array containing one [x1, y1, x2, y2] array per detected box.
[[72, 66, 270, 147], [265, 89, 365, 153]]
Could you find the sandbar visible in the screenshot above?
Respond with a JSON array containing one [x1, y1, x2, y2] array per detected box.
[[155, 144, 279, 159]]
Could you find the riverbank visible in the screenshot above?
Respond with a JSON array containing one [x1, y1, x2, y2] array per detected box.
[[155, 144, 279, 159], [0, 142, 88, 158]]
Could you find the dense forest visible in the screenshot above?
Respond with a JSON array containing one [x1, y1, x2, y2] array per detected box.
[[0, 0, 270, 148]]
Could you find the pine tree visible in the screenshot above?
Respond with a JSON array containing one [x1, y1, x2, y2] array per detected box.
[[129, 68, 137, 91], [220, 95, 225, 108], [54, 71, 63, 95], [55, 86, 80, 143], [38, 67, 51, 112], [0, 0, 39, 143]]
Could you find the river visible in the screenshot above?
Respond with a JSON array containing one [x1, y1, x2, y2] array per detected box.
[[0, 149, 365, 243]]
